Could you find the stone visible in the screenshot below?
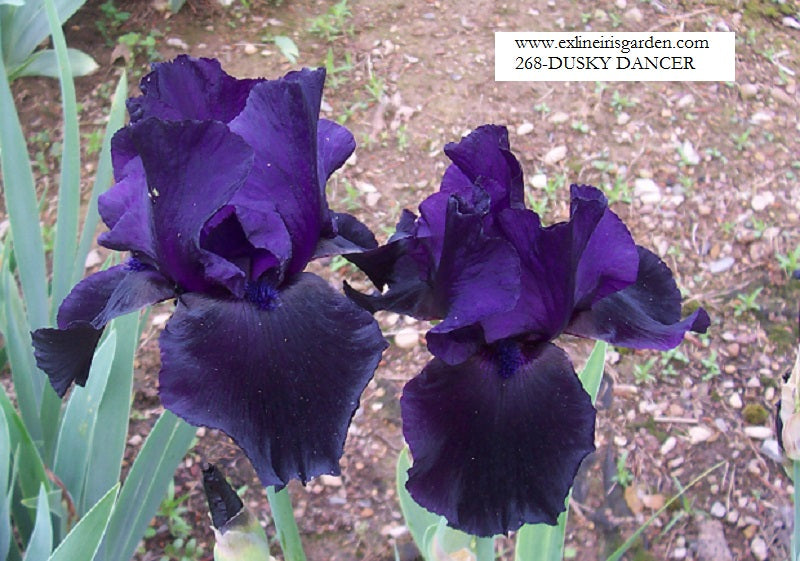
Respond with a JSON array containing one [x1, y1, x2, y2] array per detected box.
[[750, 536, 768, 561], [708, 256, 734, 274], [243, 43, 258, 55], [739, 83, 758, 99], [760, 439, 782, 463], [710, 501, 726, 518], [696, 519, 733, 561], [688, 425, 714, 444], [530, 174, 547, 189], [634, 177, 661, 204], [516, 122, 534, 136], [728, 392, 743, 409], [394, 327, 419, 349], [743, 426, 772, 440], [550, 111, 569, 124], [661, 436, 677, 455], [625, 7, 644, 22], [751, 192, 775, 211], [617, 112, 631, 125], [680, 140, 700, 165], [543, 145, 567, 165]]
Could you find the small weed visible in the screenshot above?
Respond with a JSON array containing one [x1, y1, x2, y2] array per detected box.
[[612, 450, 634, 487], [396, 124, 409, 151], [605, 177, 632, 205], [660, 347, 689, 377], [610, 90, 636, 114], [534, 102, 550, 113], [118, 31, 162, 64], [323, 48, 353, 89], [720, 221, 735, 235], [83, 129, 104, 156], [365, 73, 385, 103], [96, 0, 131, 44], [776, 246, 800, 278], [633, 357, 658, 385], [731, 128, 752, 151], [732, 286, 762, 317], [700, 350, 721, 380], [308, 0, 353, 41], [571, 121, 590, 134]]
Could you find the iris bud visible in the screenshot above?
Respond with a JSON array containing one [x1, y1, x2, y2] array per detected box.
[[780, 345, 800, 460]]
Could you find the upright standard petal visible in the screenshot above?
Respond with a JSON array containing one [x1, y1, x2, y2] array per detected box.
[[229, 69, 329, 277], [124, 118, 254, 295], [127, 55, 263, 124], [402, 342, 596, 536], [32, 262, 175, 396], [159, 273, 387, 487], [566, 246, 710, 349]]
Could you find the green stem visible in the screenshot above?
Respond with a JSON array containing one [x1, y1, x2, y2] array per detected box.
[[794, 461, 800, 561], [266, 486, 307, 561], [475, 536, 495, 561]]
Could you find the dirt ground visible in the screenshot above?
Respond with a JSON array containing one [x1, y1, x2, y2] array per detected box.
[[7, 0, 800, 559]]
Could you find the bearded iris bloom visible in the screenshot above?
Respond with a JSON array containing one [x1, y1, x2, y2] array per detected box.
[[32, 56, 387, 488], [347, 125, 710, 537]]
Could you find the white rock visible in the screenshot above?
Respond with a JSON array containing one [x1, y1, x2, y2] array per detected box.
[[750, 536, 768, 561], [750, 110, 773, 124], [751, 192, 775, 211], [550, 111, 569, 124], [319, 474, 342, 486], [84, 249, 103, 268], [616, 112, 631, 125], [543, 145, 567, 165], [672, 547, 687, 559], [708, 256, 735, 274], [689, 425, 714, 444], [677, 94, 694, 108], [728, 392, 743, 409], [243, 43, 258, 55], [516, 122, 535, 136], [782, 16, 800, 30], [680, 140, 700, 165], [394, 327, 419, 349], [166, 37, 189, 50], [530, 174, 548, 189], [634, 177, 661, 204], [744, 426, 772, 440], [625, 7, 643, 22], [760, 439, 782, 463], [661, 436, 677, 455], [710, 501, 726, 518]]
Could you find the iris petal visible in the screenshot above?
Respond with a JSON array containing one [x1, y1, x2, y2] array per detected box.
[[229, 69, 328, 277], [442, 124, 525, 211], [402, 342, 595, 536], [32, 263, 175, 396], [123, 118, 254, 294], [127, 55, 263, 124], [566, 246, 710, 349], [158, 273, 387, 487]]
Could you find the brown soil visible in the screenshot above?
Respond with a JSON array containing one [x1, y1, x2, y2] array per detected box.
[[8, 0, 800, 559]]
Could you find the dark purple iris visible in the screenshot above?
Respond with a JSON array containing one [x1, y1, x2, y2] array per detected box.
[[32, 56, 387, 488], [348, 125, 710, 536]]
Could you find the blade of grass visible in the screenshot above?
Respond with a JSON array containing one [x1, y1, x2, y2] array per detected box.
[[72, 72, 127, 286], [43, 0, 81, 317], [0, 31, 49, 330], [605, 461, 725, 561]]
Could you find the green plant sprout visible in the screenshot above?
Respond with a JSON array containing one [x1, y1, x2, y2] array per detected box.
[[308, 0, 353, 41], [610, 90, 636, 114], [633, 357, 658, 385], [612, 450, 634, 488], [777, 246, 800, 278], [732, 286, 763, 317]]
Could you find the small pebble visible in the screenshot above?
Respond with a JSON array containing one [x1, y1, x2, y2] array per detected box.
[[634, 177, 661, 204], [672, 547, 687, 559], [708, 257, 734, 274], [243, 43, 258, 55], [543, 145, 567, 165], [710, 501, 726, 518], [680, 140, 700, 165], [689, 425, 714, 444], [625, 7, 643, 22], [530, 174, 547, 189], [661, 435, 677, 455], [760, 439, 782, 463], [516, 122, 535, 136], [394, 327, 419, 349], [744, 426, 772, 440], [750, 536, 768, 561], [550, 111, 569, 124], [728, 392, 743, 409], [751, 192, 775, 211], [617, 112, 631, 125]]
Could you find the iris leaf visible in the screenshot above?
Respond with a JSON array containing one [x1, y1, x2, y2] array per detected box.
[[94, 411, 195, 561], [22, 486, 52, 561], [0, 27, 49, 330], [396, 447, 439, 553], [52, 331, 117, 515], [44, 0, 81, 318], [0, 403, 11, 561], [47, 483, 118, 561], [80, 310, 140, 514], [514, 341, 606, 561], [73, 72, 128, 287]]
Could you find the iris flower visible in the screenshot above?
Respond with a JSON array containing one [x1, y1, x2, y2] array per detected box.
[[32, 56, 387, 488], [347, 125, 710, 536]]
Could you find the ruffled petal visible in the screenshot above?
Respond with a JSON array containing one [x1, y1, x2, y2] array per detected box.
[[317, 119, 355, 193], [402, 342, 596, 536], [229, 68, 329, 277], [480, 186, 639, 343], [313, 212, 378, 259], [32, 262, 175, 396], [127, 55, 263, 124], [566, 246, 710, 349], [158, 273, 387, 487], [442, 125, 525, 212], [125, 118, 253, 294]]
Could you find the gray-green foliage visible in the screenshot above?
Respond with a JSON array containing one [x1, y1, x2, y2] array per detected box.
[[0, 0, 98, 81]]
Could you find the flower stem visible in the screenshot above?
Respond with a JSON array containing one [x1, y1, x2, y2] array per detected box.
[[475, 536, 495, 561], [267, 486, 307, 561], [794, 461, 800, 561]]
